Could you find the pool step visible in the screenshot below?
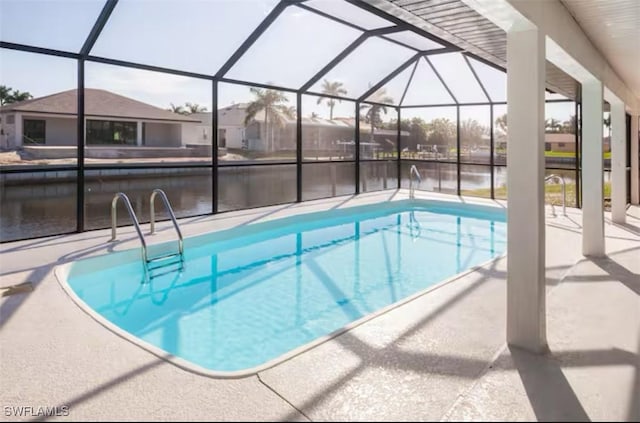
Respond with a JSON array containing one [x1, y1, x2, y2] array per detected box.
[[148, 261, 183, 280], [148, 251, 182, 264], [147, 252, 183, 271], [145, 253, 184, 283]]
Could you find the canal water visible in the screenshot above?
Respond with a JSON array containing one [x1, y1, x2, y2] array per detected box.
[[0, 164, 580, 242]]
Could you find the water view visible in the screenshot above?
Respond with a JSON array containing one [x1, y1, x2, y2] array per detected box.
[[0, 165, 581, 242]]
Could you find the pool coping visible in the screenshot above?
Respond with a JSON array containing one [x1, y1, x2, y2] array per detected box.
[[54, 195, 507, 379]]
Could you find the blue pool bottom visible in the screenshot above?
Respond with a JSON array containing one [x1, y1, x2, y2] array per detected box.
[[68, 201, 506, 372]]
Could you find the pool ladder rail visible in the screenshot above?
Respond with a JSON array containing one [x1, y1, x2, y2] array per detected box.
[[407, 210, 422, 241], [544, 174, 567, 216], [110, 189, 184, 282], [409, 165, 422, 199]]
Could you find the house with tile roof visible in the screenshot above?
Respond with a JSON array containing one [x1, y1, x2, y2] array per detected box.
[[0, 89, 201, 151]]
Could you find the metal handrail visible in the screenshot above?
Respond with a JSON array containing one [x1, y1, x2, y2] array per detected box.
[[409, 165, 422, 199], [408, 210, 421, 240], [110, 192, 148, 262], [545, 174, 566, 216], [149, 189, 184, 257]]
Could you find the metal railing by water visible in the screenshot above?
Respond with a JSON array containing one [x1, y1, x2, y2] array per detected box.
[[545, 174, 567, 216], [149, 188, 184, 257], [110, 192, 148, 262], [409, 165, 422, 199], [407, 210, 421, 240], [110, 190, 185, 284]]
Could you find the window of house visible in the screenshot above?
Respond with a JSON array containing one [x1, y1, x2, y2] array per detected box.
[[545, 142, 551, 151], [558, 142, 566, 148], [23, 119, 46, 144], [86, 120, 137, 145]]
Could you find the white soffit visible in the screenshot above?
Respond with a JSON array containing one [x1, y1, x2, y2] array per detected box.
[[561, 0, 640, 99]]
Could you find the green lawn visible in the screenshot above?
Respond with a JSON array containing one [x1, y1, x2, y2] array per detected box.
[[544, 150, 611, 159], [462, 181, 612, 208], [544, 151, 575, 158]]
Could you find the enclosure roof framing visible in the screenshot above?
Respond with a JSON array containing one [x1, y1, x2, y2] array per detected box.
[[1, 0, 519, 107]]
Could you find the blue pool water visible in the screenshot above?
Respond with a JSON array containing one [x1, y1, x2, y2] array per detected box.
[[67, 201, 506, 372]]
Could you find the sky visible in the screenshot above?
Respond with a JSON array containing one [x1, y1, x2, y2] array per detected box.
[[0, 0, 573, 122]]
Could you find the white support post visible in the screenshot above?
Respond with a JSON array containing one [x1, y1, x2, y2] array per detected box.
[[506, 25, 547, 353], [14, 113, 23, 148], [136, 121, 143, 146], [631, 114, 639, 205], [610, 101, 626, 223], [582, 80, 605, 256]]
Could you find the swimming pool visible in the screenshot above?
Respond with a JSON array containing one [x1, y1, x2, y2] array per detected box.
[[60, 199, 506, 376]]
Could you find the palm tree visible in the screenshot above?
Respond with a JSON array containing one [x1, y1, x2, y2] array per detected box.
[[282, 105, 296, 119], [561, 114, 576, 133], [545, 118, 563, 133], [495, 113, 507, 134], [317, 80, 347, 120], [0, 85, 33, 106], [0, 85, 11, 106], [185, 102, 207, 114], [603, 114, 611, 136], [9, 90, 32, 103], [244, 87, 295, 151], [460, 118, 487, 150], [360, 88, 394, 142], [168, 102, 186, 115]]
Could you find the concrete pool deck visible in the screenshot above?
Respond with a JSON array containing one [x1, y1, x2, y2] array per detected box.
[[1, 190, 638, 421]]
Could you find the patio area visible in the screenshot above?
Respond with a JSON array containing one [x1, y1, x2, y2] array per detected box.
[[1, 192, 637, 421], [1, 0, 639, 420]]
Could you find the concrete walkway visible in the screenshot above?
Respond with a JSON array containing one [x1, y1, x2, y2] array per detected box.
[[1, 192, 637, 421], [444, 211, 640, 421]]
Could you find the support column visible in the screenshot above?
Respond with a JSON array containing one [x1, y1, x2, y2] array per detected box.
[[631, 114, 639, 205], [14, 113, 23, 148], [77, 58, 85, 232], [582, 80, 605, 256], [136, 121, 143, 146], [506, 25, 547, 353], [610, 101, 626, 223]]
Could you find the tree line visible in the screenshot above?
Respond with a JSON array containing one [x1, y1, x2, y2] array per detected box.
[[494, 113, 577, 134], [390, 117, 489, 151], [167, 102, 208, 115], [227, 80, 397, 150]]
